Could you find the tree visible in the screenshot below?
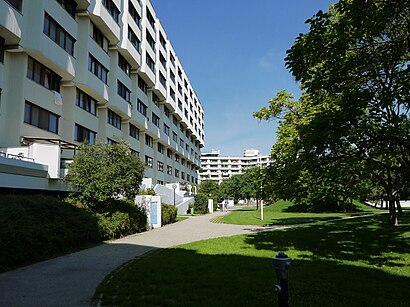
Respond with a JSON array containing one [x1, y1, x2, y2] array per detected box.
[[66, 140, 145, 209], [198, 180, 221, 202], [255, 0, 410, 224]]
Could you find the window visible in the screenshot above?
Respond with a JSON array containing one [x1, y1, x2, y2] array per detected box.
[[159, 72, 166, 88], [138, 76, 147, 94], [128, 0, 141, 27], [181, 172, 185, 180], [5, 0, 22, 12], [117, 80, 131, 102], [178, 100, 182, 111], [146, 52, 155, 72], [55, 0, 77, 18], [145, 155, 153, 168], [24, 101, 59, 134], [131, 149, 140, 157], [178, 84, 182, 94], [163, 124, 170, 136], [27, 57, 61, 92], [152, 92, 160, 107], [91, 22, 108, 53], [167, 165, 172, 175], [107, 138, 117, 145], [146, 30, 156, 52], [118, 53, 131, 77], [170, 88, 175, 101], [88, 54, 108, 84], [145, 134, 153, 147], [137, 99, 147, 116], [152, 112, 160, 127], [157, 161, 164, 172], [102, 0, 120, 23], [175, 169, 179, 178], [0, 36, 5, 63], [173, 115, 178, 126], [75, 123, 96, 144], [172, 132, 177, 142], [164, 106, 170, 117], [107, 109, 122, 129], [159, 52, 166, 68], [157, 142, 164, 154], [129, 124, 139, 140], [43, 13, 75, 56], [167, 149, 172, 159], [146, 7, 155, 29], [170, 53, 175, 67], [181, 158, 185, 166], [170, 71, 175, 84], [128, 26, 141, 53], [180, 138, 184, 147], [160, 32, 166, 49], [76, 89, 96, 115], [175, 154, 179, 163], [157, 180, 164, 185]]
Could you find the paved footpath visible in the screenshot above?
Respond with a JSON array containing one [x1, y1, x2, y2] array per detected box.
[[0, 210, 267, 307]]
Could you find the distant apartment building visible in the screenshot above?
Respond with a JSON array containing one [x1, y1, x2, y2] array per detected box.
[[199, 149, 271, 183], [0, 0, 205, 192]]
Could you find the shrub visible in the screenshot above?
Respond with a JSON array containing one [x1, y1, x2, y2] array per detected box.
[[194, 193, 209, 214], [161, 203, 177, 225], [96, 199, 147, 240], [0, 194, 100, 271]]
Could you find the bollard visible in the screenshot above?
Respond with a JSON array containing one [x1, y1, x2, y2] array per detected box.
[[272, 252, 291, 307]]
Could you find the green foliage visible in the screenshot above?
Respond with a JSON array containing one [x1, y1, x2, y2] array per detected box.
[[193, 193, 208, 214], [95, 199, 147, 240], [139, 188, 156, 196], [0, 194, 100, 271], [161, 203, 177, 226], [198, 180, 220, 204], [65, 140, 145, 209], [255, 0, 410, 223]]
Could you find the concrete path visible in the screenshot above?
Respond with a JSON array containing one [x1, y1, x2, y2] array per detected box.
[[0, 210, 266, 307]]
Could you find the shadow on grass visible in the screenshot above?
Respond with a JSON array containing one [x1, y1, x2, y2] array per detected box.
[[94, 246, 410, 307], [246, 214, 410, 266], [266, 216, 343, 226]]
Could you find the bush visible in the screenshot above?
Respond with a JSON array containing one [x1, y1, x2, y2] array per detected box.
[[0, 194, 100, 271], [96, 199, 147, 240], [194, 193, 209, 214], [161, 203, 177, 225]]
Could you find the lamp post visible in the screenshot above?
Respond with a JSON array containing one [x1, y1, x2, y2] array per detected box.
[[172, 184, 177, 207]]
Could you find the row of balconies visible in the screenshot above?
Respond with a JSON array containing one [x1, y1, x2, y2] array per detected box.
[[0, 0, 205, 146]]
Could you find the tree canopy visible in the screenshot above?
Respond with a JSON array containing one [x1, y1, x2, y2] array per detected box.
[[66, 140, 145, 209], [255, 0, 410, 224]]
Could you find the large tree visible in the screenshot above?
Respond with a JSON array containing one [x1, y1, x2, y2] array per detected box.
[[255, 0, 410, 224], [66, 140, 145, 209]]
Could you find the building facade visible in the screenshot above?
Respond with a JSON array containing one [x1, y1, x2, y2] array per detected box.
[[0, 0, 204, 189], [199, 149, 270, 183]]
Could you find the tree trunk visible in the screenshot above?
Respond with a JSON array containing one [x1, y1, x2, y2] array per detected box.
[[388, 197, 398, 226], [256, 199, 259, 210], [396, 198, 403, 216]]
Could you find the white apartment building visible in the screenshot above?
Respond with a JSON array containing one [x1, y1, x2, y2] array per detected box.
[[199, 149, 271, 183], [0, 0, 205, 192]]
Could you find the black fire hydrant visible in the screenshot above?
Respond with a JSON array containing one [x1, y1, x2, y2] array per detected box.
[[272, 252, 291, 307]]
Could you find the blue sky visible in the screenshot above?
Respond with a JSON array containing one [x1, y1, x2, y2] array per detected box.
[[151, 0, 336, 156]]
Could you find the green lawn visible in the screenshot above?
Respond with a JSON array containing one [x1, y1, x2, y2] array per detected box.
[[211, 200, 385, 226], [93, 213, 410, 306]]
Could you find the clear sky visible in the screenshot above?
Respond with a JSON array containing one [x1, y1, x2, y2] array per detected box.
[[151, 0, 336, 156]]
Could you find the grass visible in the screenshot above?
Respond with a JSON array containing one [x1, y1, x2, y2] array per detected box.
[[211, 200, 385, 226], [93, 213, 410, 306]]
